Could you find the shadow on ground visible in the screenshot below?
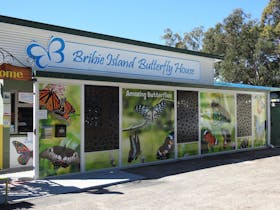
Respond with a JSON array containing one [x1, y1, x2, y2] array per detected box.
[[0, 201, 34, 210], [122, 147, 280, 179], [1, 147, 280, 206]]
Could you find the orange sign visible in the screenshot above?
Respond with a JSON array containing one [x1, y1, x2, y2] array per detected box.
[[0, 63, 32, 81]]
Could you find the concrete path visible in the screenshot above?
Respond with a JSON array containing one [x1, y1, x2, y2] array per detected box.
[[0, 169, 144, 204]]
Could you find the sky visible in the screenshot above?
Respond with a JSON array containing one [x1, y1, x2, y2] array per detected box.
[[0, 0, 270, 45]]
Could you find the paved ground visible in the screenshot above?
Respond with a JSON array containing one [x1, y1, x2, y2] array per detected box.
[[1, 147, 280, 209]]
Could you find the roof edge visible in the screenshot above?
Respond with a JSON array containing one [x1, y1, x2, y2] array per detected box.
[[0, 15, 223, 60], [36, 71, 268, 92]]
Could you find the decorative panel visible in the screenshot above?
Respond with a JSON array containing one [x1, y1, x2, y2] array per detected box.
[[177, 91, 198, 143], [84, 85, 119, 152], [237, 94, 252, 137]]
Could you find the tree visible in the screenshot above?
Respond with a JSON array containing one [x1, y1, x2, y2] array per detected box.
[[255, 0, 280, 86], [161, 0, 280, 86], [162, 26, 205, 51]]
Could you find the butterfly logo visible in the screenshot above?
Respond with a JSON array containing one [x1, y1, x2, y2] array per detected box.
[[39, 87, 75, 121], [26, 36, 65, 69], [12, 141, 33, 165], [135, 100, 166, 122]]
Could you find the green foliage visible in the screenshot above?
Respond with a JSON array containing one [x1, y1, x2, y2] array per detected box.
[[178, 142, 198, 157], [162, 0, 280, 87], [162, 26, 205, 50]]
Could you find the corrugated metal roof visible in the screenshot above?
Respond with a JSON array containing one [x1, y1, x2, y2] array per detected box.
[[0, 15, 223, 60]]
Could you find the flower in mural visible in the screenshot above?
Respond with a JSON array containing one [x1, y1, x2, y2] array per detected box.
[[26, 36, 65, 69]]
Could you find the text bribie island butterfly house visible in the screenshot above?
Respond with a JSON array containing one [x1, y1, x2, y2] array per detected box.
[[0, 15, 277, 179]]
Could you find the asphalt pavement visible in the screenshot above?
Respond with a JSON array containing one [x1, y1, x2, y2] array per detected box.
[[1, 147, 280, 209]]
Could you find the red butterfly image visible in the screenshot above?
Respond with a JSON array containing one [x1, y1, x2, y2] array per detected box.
[[203, 130, 218, 150], [39, 87, 75, 121], [12, 141, 33, 165]]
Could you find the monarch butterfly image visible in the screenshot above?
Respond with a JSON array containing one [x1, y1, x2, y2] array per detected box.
[[40, 145, 80, 168], [54, 98, 76, 120], [135, 100, 166, 122], [156, 131, 174, 160], [12, 141, 33, 165], [39, 87, 61, 112], [39, 87, 76, 121]]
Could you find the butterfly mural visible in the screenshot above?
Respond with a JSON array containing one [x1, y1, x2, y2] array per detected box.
[[39, 87, 61, 112], [203, 129, 218, 150], [221, 128, 231, 148], [240, 138, 249, 149], [26, 36, 65, 69], [128, 132, 142, 163], [211, 102, 231, 123], [12, 141, 33, 165], [40, 145, 80, 168], [135, 100, 166, 122], [39, 87, 75, 121], [256, 96, 265, 114], [255, 115, 265, 140], [156, 131, 174, 160], [54, 98, 76, 120]]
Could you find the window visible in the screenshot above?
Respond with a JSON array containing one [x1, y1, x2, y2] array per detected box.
[[18, 107, 33, 133], [8, 91, 33, 134]]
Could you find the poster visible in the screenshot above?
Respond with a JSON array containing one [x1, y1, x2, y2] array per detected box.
[[10, 135, 33, 168], [200, 92, 236, 154], [122, 88, 174, 165], [38, 83, 81, 177], [252, 94, 266, 147]]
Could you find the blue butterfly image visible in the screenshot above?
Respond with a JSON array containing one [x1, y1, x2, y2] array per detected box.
[[26, 36, 65, 69]]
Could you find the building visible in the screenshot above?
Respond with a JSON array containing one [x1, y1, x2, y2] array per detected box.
[[0, 15, 271, 178]]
